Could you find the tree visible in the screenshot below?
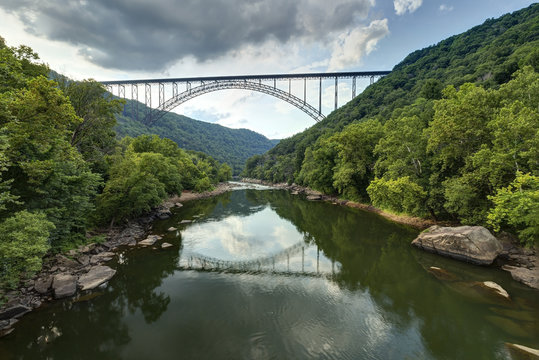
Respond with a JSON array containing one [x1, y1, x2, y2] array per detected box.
[[60, 79, 124, 175], [487, 172, 539, 246], [331, 119, 384, 201], [0, 211, 54, 288]]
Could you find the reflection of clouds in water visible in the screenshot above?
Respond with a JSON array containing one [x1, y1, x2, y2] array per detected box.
[[220, 217, 258, 256], [181, 208, 306, 261]]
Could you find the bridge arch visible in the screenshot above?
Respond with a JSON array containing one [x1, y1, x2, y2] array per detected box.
[[101, 71, 391, 126], [149, 80, 325, 125]]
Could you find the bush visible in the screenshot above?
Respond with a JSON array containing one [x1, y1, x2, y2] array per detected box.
[[487, 172, 539, 246], [0, 211, 54, 288], [367, 176, 427, 216]]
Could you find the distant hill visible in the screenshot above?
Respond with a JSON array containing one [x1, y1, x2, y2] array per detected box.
[[115, 99, 278, 174]]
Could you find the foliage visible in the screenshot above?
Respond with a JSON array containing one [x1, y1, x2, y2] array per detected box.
[[96, 135, 230, 225], [0, 211, 54, 288], [487, 172, 539, 246], [58, 78, 124, 175], [116, 99, 278, 175], [243, 5, 539, 241], [367, 177, 427, 216]]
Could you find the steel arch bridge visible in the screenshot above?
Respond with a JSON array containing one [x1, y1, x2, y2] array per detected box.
[[100, 71, 390, 126]]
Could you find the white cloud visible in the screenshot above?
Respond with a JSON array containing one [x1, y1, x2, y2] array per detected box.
[[394, 0, 423, 15], [439, 4, 454, 12], [328, 19, 389, 71]]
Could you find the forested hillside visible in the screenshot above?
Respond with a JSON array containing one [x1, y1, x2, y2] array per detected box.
[[0, 37, 231, 289], [116, 100, 278, 174], [244, 4, 539, 244]]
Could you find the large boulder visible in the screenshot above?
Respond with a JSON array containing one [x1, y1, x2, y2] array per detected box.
[[52, 274, 77, 299], [78, 266, 116, 291], [412, 225, 503, 265]]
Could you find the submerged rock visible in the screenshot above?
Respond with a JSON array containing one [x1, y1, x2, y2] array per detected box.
[[78, 266, 116, 291], [505, 343, 539, 359], [427, 266, 459, 281], [167, 227, 177, 232], [412, 225, 503, 265], [52, 274, 77, 299], [502, 265, 539, 290], [0, 305, 31, 321], [306, 195, 322, 201], [161, 242, 173, 249], [179, 220, 192, 224], [478, 281, 510, 300], [138, 235, 162, 246]]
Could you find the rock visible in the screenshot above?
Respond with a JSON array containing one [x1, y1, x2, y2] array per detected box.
[[0, 305, 31, 321], [175, 202, 183, 208], [52, 274, 77, 299], [66, 249, 78, 257], [478, 281, 510, 300], [54, 254, 79, 269], [73, 292, 104, 303], [427, 266, 459, 281], [179, 220, 192, 224], [502, 265, 539, 290], [157, 210, 172, 220], [306, 195, 322, 201], [412, 225, 503, 265], [77, 254, 90, 266], [90, 252, 115, 265], [505, 343, 539, 359], [138, 235, 161, 246], [167, 227, 177, 232], [291, 191, 299, 195], [34, 276, 53, 294], [78, 266, 116, 291], [0, 327, 14, 338], [161, 242, 173, 249], [79, 243, 97, 254]]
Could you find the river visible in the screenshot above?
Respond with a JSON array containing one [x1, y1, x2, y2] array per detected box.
[[1, 185, 537, 359]]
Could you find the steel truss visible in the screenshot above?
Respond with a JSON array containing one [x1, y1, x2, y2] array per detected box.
[[101, 71, 390, 126], [147, 80, 325, 125]]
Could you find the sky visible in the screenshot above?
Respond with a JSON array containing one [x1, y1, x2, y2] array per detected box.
[[0, 0, 534, 139]]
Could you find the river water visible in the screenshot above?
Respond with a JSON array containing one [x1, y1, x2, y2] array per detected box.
[[1, 185, 537, 359]]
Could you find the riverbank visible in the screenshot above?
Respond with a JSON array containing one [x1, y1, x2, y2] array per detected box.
[[241, 178, 538, 290], [0, 182, 241, 337], [241, 178, 439, 230]]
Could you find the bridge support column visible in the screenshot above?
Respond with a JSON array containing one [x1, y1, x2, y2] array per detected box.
[[303, 78, 306, 104], [159, 83, 165, 107], [370, 76, 375, 85], [145, 83, 151, 121], [119, 84, 125, 99], [352, 77, 356, 98], [319, 78, 322, 114], [131, 84, 138, 120], [173, 82, 178, 98], [334, 77, 338, 111]]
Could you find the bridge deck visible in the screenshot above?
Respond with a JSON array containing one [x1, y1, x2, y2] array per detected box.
[[100, 71, 391, 85]]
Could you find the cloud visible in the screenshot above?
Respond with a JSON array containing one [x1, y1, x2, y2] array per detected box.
[[393, 0, 423, 15], [0, 0, 374, 71], [328, 19, 389, 71], [439, 4, 454, 12]]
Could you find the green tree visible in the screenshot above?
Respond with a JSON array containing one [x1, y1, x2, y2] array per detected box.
[[0, 211, 54, 288], [331, 119, 384, 201], [60, 79, 124, 175], [487, 172, 539, 246]]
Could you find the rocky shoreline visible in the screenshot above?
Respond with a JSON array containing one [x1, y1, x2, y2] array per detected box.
[[0, 182, 239, 337]]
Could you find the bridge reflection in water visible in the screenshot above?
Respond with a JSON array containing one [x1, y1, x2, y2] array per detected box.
[[178, 241, 339, 278]]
